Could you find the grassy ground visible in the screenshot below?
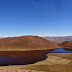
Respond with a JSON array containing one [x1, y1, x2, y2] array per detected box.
[[32, 55, 71, 65], [0, 48, 54, 51], [23, 53, 72, 72]]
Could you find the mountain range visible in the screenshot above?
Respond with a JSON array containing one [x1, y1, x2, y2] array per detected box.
[[43, 36, 72, 42]]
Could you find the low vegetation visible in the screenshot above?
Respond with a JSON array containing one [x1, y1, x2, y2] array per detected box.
[[33, 55, 71, 65], [0, 52, 71, 72], [23, 53, 72, 72]]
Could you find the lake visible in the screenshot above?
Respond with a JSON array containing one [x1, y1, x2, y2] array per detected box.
[[0, 49, 52, 66], [50, 48, 72, 53], [0, 48, 72, 66]]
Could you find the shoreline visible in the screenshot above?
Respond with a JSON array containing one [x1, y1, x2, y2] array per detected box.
[[0, 49, 53, 66]]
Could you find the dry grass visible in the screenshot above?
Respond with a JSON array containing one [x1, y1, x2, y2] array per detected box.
[[32, 55, 71, 65], [24, 53, 72, 72], [0, 53, 72, 72], [0, 66, 44, 72], [0, 48, 51, 51]]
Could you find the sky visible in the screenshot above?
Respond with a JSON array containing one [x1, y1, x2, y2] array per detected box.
[[0, 0, 72, 37]]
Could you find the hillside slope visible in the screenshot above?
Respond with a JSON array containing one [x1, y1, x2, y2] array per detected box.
[[0, 36, 58, 50], [58, 41, 72, 49]]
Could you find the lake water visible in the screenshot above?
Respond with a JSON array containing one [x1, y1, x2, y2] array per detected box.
[[0, 48, 72, 66], [0, 50, 50, 66], [0, 54, 47, 66], [50, 48, 72, 53]]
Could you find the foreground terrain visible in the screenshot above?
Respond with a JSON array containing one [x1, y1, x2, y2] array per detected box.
[[0, 53, 72, 72], [25, 53, 72, 72]]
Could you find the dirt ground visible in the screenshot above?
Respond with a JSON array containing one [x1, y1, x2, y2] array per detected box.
[[0, 65, 44, 72]]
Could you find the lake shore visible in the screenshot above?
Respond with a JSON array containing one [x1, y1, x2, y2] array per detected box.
[[0, 49, 53, 66], [0, 49, 72, 72], [0, 53, 72, 72]]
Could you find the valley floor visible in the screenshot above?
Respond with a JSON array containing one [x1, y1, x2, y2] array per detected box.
[[0, 53, 72, 72]]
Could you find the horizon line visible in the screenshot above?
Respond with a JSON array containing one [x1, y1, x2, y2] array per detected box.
[[0, 35, 72, 38]]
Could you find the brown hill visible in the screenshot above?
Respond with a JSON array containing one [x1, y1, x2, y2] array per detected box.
[[0, 36, 58, 50], [59, 41, 72, 49]]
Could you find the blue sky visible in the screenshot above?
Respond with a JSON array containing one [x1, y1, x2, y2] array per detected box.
[[0, 0, 72, 37]]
